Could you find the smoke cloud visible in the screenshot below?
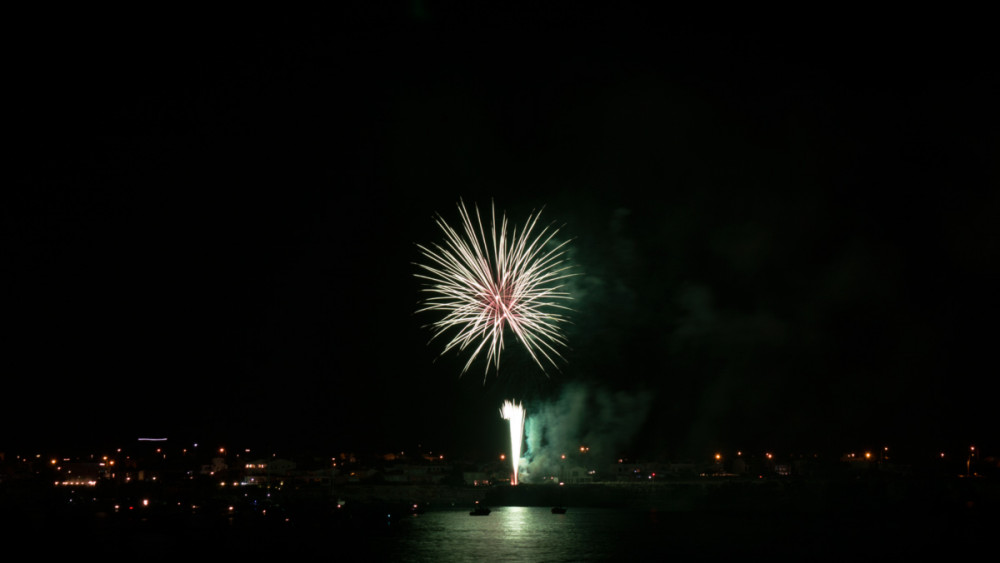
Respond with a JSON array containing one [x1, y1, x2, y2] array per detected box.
[[519, 382, 653, 483]]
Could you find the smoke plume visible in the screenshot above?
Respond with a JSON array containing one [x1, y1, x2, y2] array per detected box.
[[520, 382, 653, 483]]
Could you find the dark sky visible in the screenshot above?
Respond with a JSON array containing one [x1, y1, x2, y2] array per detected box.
[[5, 7, 998, 462]]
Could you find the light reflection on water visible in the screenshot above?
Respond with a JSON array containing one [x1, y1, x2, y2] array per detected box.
[[372, 506, 660, 562], [362, 504, 990, 562], [15, 500, 990, 559]]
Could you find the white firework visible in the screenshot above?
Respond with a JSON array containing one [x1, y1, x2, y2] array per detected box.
[[500, 399, 526, 486], [415, 199, 574, 379]]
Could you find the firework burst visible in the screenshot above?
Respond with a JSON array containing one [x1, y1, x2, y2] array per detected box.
[[415, 199, 574, 379]]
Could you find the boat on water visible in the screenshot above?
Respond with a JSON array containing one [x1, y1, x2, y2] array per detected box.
[[470, 501, 491, 516], [551, 507, 567, 514]]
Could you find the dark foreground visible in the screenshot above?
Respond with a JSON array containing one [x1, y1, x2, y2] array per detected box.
[[3, 477, 996, 558]]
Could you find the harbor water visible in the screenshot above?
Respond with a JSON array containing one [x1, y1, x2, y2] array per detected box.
[[17, 503, 993, 560]]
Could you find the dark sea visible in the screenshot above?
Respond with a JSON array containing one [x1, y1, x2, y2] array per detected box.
[[19, 503, 994, 561]]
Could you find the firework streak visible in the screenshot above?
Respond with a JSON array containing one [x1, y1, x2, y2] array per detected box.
[[500, 400, 526, 485]]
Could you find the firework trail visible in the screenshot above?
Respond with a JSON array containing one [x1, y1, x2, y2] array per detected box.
[[415, 199, 574, 379], [500, 399, 526, 485]]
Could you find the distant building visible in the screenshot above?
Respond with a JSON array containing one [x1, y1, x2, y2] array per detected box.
[[371, 459, 453, 484], [559, 465, 592, 484], [244, 458, 296, 486], [609, 461, 660, 481], [463, 471, 491, 486], [55, 461, 102, 486], [200, 457, 228, 476]]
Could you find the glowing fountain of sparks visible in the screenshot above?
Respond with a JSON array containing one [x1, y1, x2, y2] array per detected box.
[[415, 199, 574, 380], [500, 400, 525, 485]]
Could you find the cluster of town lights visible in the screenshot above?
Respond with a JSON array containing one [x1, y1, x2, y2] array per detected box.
[[55, 479, 97, 486], [18, 439, 988, 493]]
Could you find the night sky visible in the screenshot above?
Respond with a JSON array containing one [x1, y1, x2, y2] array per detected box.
[[5, 7, 997, 462]]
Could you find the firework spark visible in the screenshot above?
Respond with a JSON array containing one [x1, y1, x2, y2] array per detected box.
[[500, 399, 525, 485], [415, 200, 574, 379]]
